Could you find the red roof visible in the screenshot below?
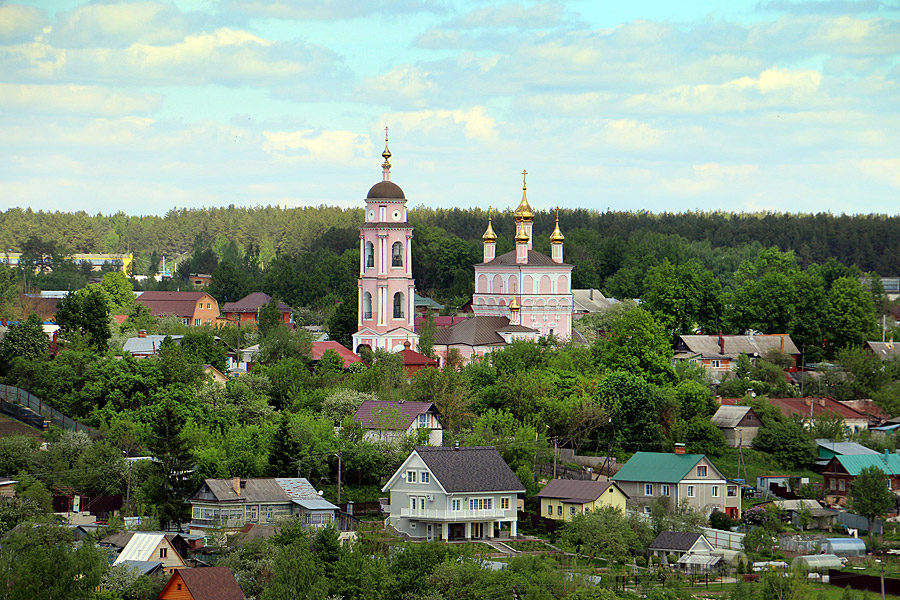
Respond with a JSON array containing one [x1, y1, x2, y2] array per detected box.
[[769, 397, 868, 420], [414, 316, 469, 329], [113, 314, 128, 324], [354, 400, 437, 429], [718, 398, 741, 405], [221, 292, 291, 314], [310, 341, 362, 369], [136, 291, 212, 318], [162, 567, 244, 600], [399, 346, 438, 366]]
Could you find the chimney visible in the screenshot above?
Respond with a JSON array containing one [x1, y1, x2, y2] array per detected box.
[[590, 289, 594, 301], [138, 330, 147, 338], [232, 477, 241, 496], [674, 443, 686, 455], [718, 331, 725, 354], [818, 398, 825, 407], [780, 334, 784, 352]]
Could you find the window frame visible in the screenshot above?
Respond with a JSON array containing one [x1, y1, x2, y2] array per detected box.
[[407, 470, 416, 483], [697, 465, 708, 477], [644, 483, 653, 496], [687, 485, 696, 498]]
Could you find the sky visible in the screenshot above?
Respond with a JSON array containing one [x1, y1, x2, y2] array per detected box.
[[0, 0, 898, 217]]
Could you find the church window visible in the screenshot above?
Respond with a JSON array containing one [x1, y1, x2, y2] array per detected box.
[[363, 292, 372, 320], [365, 242, 374, 268], [392, 242, 403, 267], [393, 292, 405, 319]]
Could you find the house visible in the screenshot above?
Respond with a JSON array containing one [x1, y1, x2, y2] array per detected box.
[[136, 291, 220, 326], [572, 288, 617, 316], [398, 340, 439, 375], [432, 315, 541, 366], [354, 400, 443, 446], [188, 273, 212, 287], [816, 439, 879, 465], [536, 479, 628, 521], [158, 567, 245, 600], [672, 333, 799, 383], [649, 531, 714, 560], [311, 341, 363, 369], [821, 453, 900, 504], [769, 397, 869, 434], [221, 292, 293, 327], [711, 405, 762, 448], [760, 499, 838, 530], [382, 446, 525, 541], [101, 531, 194, 562], [112, 532, 187, 572], [0, 479, 16, 498], [122, 332, 183, 357], [203, 365, 229, 385], [612, 451, 741, 518], [865, 341, 900, 361], [188, 477, 338, 537]]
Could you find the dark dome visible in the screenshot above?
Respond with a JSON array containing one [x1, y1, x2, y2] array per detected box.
[[367, 181, 405, 199]]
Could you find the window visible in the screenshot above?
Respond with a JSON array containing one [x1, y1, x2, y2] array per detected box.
[[839, 479, 845, 491], [410, 522, 416, 529], [548, 505, 553, 516], [687, 485, 696, 498], [392, 241, 403, 267], [710, 360, 721, 368], [393, 292, 405, 319], [177, 584, 182, 590], [829, 479, 836, 490], [182, 318, 189, 325], [159, 547, 167, 558], [198, 303, 203, 309], [501, 497, 510, 510], [697, 466, 708, 477], [452, 499, 461, 511], [407, 470, 416, 483], [195, 318, 201, 326], [469, 498, 491, 510], [421, 472, 430, 484], [712, 485, 720, 498], [419, 413, 430, 428], [363, 292, 372, 320], [644, 484, 653, 496], [661, 485, 670, 496], [365, 242, 374, 268], [727, 485, 738, 497], [411, 497, 417, 509], [643, 506, 651, 514], [570, 506, 576, 515], [207, 303, 211, 309], [557, 506, 562, 516]]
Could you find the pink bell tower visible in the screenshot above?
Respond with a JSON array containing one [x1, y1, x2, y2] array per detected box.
[[352, 128, 419, 353]]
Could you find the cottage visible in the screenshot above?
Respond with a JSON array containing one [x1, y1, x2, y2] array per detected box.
[[383, 446, 525, 541], [221, 292, 293, 327], [537, 479, 628, 520], [769, 397, 869, 434], [135, 291, 220, 326], [612, 451, 741, 518], [649, 531, 714, 560], [673, 333, 799, 383], [158, 567, 245, 600], [711, 406, 762, 448], [122, 332, 183, 357], [189, 477, 338, 537], [354, 400, 443, 446], [821, 453, 900, 504], [112, 532, 186, 572]]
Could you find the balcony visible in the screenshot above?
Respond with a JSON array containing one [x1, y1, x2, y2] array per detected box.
[[399, 507, 514, 521]]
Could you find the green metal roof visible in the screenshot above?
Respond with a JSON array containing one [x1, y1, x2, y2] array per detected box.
[[612, 452, 704, 483], [835, 453, 900, 476]]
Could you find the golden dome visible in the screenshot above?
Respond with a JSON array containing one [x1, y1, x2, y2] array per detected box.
[[381, 126, 391, 169], [514, 169, 534, 222], [550, 207, 564, 244], [482, 207, 497, 243], [515, 220, 529, 243], [510, 297, 520, 311]]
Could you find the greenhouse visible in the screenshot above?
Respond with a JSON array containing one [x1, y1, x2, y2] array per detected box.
[[824, 538, 867, 557], [712, 549, 748, 567], [791, 554, 844, 572]]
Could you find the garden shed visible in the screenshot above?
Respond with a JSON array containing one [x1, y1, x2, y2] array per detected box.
[[824, 538, 866, 557], [792, 554, 844, 572]]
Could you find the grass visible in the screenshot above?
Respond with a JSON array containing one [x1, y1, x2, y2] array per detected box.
[[505, 539, 556, 552], [710, 447, 822, 488]]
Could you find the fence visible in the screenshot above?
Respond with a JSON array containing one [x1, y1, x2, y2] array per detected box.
[[0, 384, 99, 438], [339, 501, 383, 516], [828, 569, 900, 595], [837, 511, 883, 535], [517, 510, 559, 535]]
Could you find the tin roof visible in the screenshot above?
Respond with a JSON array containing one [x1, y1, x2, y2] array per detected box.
[[612, 452, 705, 484]]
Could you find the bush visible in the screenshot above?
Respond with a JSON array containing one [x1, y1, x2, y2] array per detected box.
[[709, 511, 740, 531]]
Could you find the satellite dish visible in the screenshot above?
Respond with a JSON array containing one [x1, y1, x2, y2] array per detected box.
[[318, 490, 324, 496]]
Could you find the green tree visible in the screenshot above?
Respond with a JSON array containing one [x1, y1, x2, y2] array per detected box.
[[679, 416, 727, 456], [417, 309, 437, 358], [144, 398, 194, 531], [55, 285, 112, 351], [324, 296, 357, 350], [207, 260, 253, 304], [849, 465, 895, 534], [825, 276, 877, 353], [269, 413, 299, 477], [753, 419, 816, 470], [594, 371, 662, 452], [101, 271, 135, 314], [258, 295, 286, 338], [675, 379, 716, 421], [560, 505, 650, 560], [591, 307, 674, 385], [0, 313, 47, 374]]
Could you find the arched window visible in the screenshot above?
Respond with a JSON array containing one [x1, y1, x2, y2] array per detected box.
[[363, 292, 372, 320], [393, 292, 405, 319], [365, 242, 374, 268], [392, 242, 403, 267]]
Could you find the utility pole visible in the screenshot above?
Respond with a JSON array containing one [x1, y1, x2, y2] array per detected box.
[[881, 558, 886, 600], [125, 458, 132, 517], [553, 436, 558, 479], [336, 449, 342, 504]]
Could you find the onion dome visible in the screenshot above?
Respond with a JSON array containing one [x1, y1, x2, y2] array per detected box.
[[513, 169, 534, 222], [550, 207, 565, 244], [515, 220, 529, 243], [367, 181, 405, 199], [482, 207, 497, 243], [510, 297, 520, 311]]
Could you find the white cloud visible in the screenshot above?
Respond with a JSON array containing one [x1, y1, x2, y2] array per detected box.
[[220, 0, 447, 21], [0, 83, 161, 116], [600, 119, 666, 149], [47, 2, 188, 48], [383, 106, 500, 143], [443, 2, 566, 29], [855, 158, 900, 189], [262, 129, 373, 162], [0, 4, 47, 43]]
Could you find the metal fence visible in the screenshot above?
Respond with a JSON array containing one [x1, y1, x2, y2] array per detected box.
[[0, 384, 99, 437]]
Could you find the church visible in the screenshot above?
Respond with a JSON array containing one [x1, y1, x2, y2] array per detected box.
[[352, 136, 576, 365]]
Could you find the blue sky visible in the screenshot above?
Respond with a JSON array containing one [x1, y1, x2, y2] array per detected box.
[[1, 0, 898, 216]]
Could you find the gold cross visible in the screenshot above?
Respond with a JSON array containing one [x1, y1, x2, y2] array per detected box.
[[522, 169, 528, 189], [385, 126, 389, 142]]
